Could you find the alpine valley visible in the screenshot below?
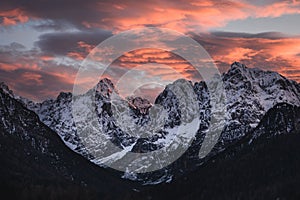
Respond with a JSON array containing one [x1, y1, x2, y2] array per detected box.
[[1, 62, 300, 199]]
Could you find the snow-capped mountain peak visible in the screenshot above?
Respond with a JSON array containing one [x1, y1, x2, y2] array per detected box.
[[95, 78, 116, 98], [220, 62, 300, 143], [57, 92, 72, 101], [127, 96, 152, 115], [0, 82, 14, 98]]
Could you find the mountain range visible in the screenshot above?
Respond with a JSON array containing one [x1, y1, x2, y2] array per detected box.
[[0, 62, 300, 199]]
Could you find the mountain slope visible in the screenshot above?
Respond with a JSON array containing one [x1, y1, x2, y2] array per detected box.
[[133, 103, 300, 199], [220, 62, 300, 143], [0, 83, 135, 199]]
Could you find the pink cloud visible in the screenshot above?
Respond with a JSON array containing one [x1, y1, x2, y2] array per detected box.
[[197, 33, 300, 82], [22, 72, 43, 85], [81, 0, 300, 32], [1, 0, 300, 33], [0, 8, 29, 26], [255, 1, 300, 18], [67, 41, 95, 60]]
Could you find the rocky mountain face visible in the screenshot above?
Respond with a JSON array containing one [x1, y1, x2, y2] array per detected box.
[[221, 62, 300, 143], [127, 96, 152, 115], [17, 62, 300, 184], [133, 103, 300, 200]]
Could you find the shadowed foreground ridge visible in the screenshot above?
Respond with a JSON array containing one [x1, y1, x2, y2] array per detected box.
[[0, 84, 136, 200]]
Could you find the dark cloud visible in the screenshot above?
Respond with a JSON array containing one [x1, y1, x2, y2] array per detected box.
[[31, 20, 74, 31], [0, 42, 26, 51], [210, 31, 292, 39], [35, 29, 112, 56], [0, 0, 102, 29]]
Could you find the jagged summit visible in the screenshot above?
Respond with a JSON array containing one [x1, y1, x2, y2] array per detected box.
[[95, 77, 116, 97], [57, 92, 72, 100], [226, 61, 299, 87], [0, 82, 14, 98], [95, 78, 154, 115], [127, 96, 152, 115], [0, 82, 8, 90], [231, 61, 247, 69]]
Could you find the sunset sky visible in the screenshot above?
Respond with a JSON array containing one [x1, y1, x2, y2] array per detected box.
[[0, 0, 300, 101]]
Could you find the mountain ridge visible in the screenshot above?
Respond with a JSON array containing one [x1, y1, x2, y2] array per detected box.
[[3, 61, 300, 184]]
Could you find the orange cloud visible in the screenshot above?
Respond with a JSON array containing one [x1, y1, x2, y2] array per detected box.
[[67, 52, 85, 60], [213, 47, 261, 64], [0, 62, 40, 71], [40, 55, 54, 61], [0, 8, 29, 26], [92, 34, 300, 84], [1, 0, 300, 32], [0, 62, 19, 71], [106, 48, 201, 83], [255, 0, 300, 18], [88, 0, 254, 32], [79, 0, 300, 33], [77, 41, 95, 52], [199, 34, 300, 82], [22, 72, 43, 85], [67, 41, 95, 60]]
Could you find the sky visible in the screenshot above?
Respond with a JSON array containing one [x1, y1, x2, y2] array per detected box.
[[0, 0, 300, 101]]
